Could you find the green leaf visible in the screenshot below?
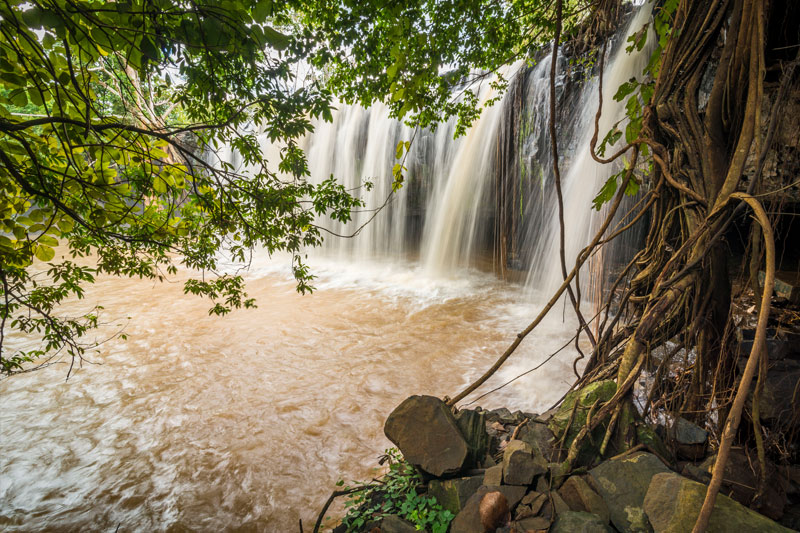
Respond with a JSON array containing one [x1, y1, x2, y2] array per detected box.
[[140, 36, 159, 60], [37, 235, 59, 247], [263, 27, 290, 50], [34, 244, 55, 262], [613, 78, 638, 102], [592, 175, 619, 211]]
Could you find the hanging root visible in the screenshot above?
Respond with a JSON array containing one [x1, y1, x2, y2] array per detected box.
[[692, 193, 775, 533]]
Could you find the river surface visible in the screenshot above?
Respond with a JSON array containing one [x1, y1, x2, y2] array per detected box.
[[0, 253, 582, 532]]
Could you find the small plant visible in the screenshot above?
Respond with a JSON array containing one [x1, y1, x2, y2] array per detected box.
[[337, 448, 454, 532]]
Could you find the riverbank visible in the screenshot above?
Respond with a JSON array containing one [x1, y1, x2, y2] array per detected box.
[[323, 394, 800, 532]]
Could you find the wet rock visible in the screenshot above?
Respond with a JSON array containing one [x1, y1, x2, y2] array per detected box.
[[428, 475, 484, 515], [456, 409, 490, 469], [550, 511, 615, 533], [511, 515, 550, 532], [503, 440, 547, 486], [669, 418, 708, 460], [699, 449, 787, 520], [380, 515, 418, 533], [589, 452, 670, 532], [484, 464, 504, 486], [643, 472, 794, 532], [558, 475, 610, 523], [384, 395, 468, 477]]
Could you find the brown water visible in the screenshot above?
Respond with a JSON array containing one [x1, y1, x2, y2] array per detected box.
[[0, 254, 581, 532]]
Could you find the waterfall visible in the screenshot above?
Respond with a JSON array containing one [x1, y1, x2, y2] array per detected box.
[[231, 2, 656, 298], [527, 4, 656, 299]]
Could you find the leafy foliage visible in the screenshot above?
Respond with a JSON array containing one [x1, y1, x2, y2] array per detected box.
[[301, 0, 594, 135], [0, 0, 363, 373], [337, 448, 454, 533], [592, 0, 680, 209]]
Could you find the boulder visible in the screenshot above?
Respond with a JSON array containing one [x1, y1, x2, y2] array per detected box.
[[484, 464, 503, 486], [558, 475, 610, 523], [384, 395, 468, 476], [514, 491, 547, 520], [669, 418, 707, 460], [380, 515, 418, 533], [550, 511, 615, 533], [487, 485, 529, 510], [503, 440, 547, 486], [589, 452, 670, 532], [428, 475, 484, 515], [455, 409, 490, 469], [643, 472, 794, 532]]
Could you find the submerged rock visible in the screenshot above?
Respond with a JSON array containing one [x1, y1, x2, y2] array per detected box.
[[643, 472, 794, 532], [589, 452, 670, 532], [384, 395, 468, 476]]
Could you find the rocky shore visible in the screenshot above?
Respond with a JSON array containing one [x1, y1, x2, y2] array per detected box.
[[328, 392, 800, 532]]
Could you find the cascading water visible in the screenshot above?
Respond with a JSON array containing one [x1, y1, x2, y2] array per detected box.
[[295, 3, 655, 303]]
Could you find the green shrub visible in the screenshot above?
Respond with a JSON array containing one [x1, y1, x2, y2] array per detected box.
[[338, 448, 454, 532]]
